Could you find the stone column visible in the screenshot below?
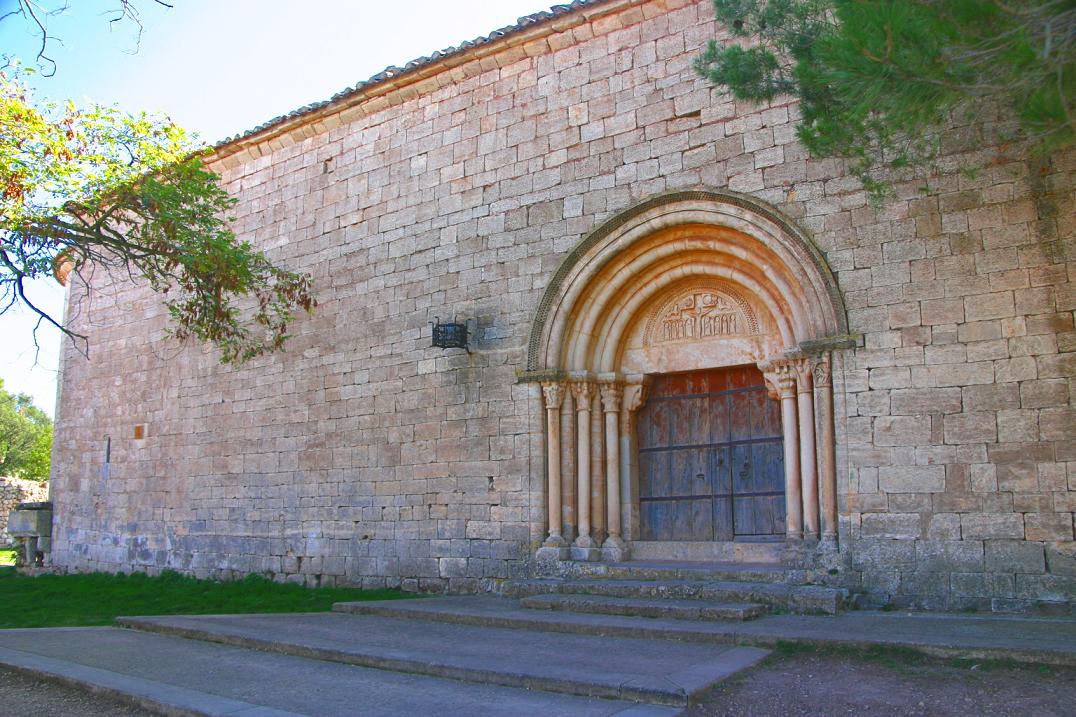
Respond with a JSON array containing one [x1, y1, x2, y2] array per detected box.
[[814, 354, 838, 544], [561, 388, 577, 543], [621, 381, 649, 542], [571, 381, 600, 561], [600, 382, 626, 561], [763, 360, 802, 541], [536, 382, 569, 561], [793, 359, 819, 541]]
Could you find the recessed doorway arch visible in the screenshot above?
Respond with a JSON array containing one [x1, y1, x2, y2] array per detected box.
[[527, 190, 850, 562]]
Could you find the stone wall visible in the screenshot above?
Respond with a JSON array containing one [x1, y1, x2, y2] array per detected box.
[[49, 0, 1074, 609], [0, 478, 49, 546]]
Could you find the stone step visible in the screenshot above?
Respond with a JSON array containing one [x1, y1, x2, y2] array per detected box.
[[520, 593, 768, 621], [557, 560, 792, 584], [0, 624, 687, 717], [504, 578, 846, 615], [335, 595, 1076, 667], [628, 541, 784, 564], [117, 611, 769, 708]]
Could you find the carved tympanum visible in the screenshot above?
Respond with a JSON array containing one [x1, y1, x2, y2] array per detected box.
[[644, 286, 758, 347]]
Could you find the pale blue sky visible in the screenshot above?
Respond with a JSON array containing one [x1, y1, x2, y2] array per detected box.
[[1, 0, 549, 415]]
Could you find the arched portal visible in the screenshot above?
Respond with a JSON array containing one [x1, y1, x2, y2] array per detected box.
[[527, 190, 851, 562]]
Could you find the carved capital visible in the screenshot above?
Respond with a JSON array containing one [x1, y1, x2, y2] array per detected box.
[[812, 353, 832, 388], [599, 383, 622, 412], [623, 381, 650, 414], [759, 357, 798, 399], [791, 358, 814, 394], [571, 381, 595, 409], [541, 382, 565, 410]]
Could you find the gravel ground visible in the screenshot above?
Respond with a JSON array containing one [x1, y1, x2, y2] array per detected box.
[[0, 666, 157, 717], [688, 649, 1076, 717], [2, 650, 1075, 716]]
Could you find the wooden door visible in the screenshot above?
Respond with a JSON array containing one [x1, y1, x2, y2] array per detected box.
[[637, 366, 785, 541]]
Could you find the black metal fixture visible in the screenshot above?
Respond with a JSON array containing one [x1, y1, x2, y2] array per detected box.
[[431, 317, 470, 352]]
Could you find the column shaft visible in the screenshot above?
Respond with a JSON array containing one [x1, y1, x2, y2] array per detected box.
[[600, 383, 623, 552], [815, 356, 838, 541], [571, 382, 599, 559], [777, 375, 803, 540], [797, 387, 819, 539]]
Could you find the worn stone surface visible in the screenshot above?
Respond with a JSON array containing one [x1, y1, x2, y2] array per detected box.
[[48, 0, 1075, 611], [0, 478, 49, 546]]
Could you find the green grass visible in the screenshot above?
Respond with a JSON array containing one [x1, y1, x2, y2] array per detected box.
[[0, 549, 15, 566], [0, 568, 412, 629]]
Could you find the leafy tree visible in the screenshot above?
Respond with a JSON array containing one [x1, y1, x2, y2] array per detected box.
[[1, 67, 315, 363], [0, 378, 52, 480], [695, 0, 1075, 197]]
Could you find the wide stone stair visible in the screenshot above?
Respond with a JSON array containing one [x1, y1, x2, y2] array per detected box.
[[0, 594, 776, 717], [504, 560, 849, 618], [5, 591, 1076, 716]]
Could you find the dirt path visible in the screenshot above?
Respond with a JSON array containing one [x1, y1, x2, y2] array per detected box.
[[687, 647, 1076, 717], [0, 666, 156, 717]]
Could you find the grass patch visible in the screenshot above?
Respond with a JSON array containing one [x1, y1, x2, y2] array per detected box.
[[772, 640, 932, 671], [0, 569, 412, 629], [0, 548, 15, 567]]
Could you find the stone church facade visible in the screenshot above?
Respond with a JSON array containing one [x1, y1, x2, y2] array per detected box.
[[49, 0, 1075, 612]]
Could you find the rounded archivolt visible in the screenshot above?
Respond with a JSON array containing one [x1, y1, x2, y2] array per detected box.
[[526, 189, 847, 375]]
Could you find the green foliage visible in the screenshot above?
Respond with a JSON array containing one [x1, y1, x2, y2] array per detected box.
[[1, 66, 316, 364], [0, 568, 413, 628], [0, 378, 52, 480], [696, 0, 1076, 198]]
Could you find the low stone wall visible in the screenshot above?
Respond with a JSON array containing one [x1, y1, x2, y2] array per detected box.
[[0, 478, 49, 546]]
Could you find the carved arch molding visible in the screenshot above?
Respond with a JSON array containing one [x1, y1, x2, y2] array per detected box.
[[524, 189, 854, 562]]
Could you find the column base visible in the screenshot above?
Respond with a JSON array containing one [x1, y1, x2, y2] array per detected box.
[[536, 545, 570, 563], [570, 535, 601, 562], [600, 536, 629, 562], [536, 535, 570, 563]]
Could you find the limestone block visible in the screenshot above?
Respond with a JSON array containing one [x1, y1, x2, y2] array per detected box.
[[1020, 379, 1070, 408], [1023, 513, 1074, 542], [961, 513, 1024, 540], [996, 409, 1039, 442], [964, 291, 1015, 321], [1014, 574, 1076, 602], [1039, 407, 1075, 441], [850, 538, 917, 571], [921, 298, 965, 325], [878, 465, 945, 494], [860, 513, 921, 539], [984, 540, 1045, 574], [916, 540, 984, 573], [874, 416, 932, 446], [962, 383, 1020, 411], [925, 514, 962, 540], [890, 388, 962, 415], [1045, 543, 1076, 576], [943, 412, 998, 444]]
